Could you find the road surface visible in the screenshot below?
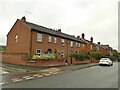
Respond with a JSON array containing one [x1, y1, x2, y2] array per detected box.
[[2, 62, 118, 88]]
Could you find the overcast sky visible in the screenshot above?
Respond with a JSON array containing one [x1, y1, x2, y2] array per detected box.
[[0, 0, 119, 50]]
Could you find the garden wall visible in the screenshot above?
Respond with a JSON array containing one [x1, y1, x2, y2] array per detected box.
[[1, 53, 99, 67], [1, 53, 66, 67]]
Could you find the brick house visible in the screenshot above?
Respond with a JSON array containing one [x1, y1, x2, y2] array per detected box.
[[80, 33, 108, 55], [5, 16, 109, 65], [6, 17, 90, 64]]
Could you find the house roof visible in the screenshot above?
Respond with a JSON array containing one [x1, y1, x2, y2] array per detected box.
[[25, 21, 86, 43]]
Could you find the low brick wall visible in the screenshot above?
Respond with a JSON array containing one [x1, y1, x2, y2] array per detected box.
[[1, 53, 66, 67], [1, 53, 28, 65], [1, 53, 99, 67], [28, 59, 66, 67], [67, 57, 99, 65]]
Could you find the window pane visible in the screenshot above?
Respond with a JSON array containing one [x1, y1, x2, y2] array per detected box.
[[48, 36, 52, 42], [15, 35, 18, 43], [61, 39, 65, 46], [37, 33, 42, 42], [61, 51, 64, 58], [36, 48, 42, 55], [82, 44, 84, 48], [70, 41, 73, 47], [54, 37, 57, 43]]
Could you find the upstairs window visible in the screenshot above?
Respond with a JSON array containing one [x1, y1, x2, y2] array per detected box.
[[61, 39, 65, 46], [36, 48, 42, 56], [79, 43, 81, 47], [76, 42, 79, 47], [70, 41, 73, 47], [96, 46, 99, 51], [82, 44, 85, 48], [37, 33, 42, 42], [48, 36, 52, 42], [90, 45, 93, 50], [15, 35, 18, 43], [54, 37, 57, 43]]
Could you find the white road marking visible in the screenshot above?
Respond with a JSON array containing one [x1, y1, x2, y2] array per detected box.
[[11, 78, 20, 81], [36, 75, 43, 78], [44, 73, 51, 76], [49, 72, 54, 74], [33, 74, 40, 77], [23, 76, 31, 79], [23, 76, 34, 80], [11, 78, 23, 82], [12, 79, 23, 82], [0, 83, 5, 85], [52, 72, 58, 74]]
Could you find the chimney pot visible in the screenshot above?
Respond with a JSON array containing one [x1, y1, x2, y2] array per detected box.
[[90, 36, 93, 43], [81, 33, 85, 39], [77, 36, 80, 38], [98, 42, 100, 45], [21, 16, 26, 22], [58, 29, 61, 32]]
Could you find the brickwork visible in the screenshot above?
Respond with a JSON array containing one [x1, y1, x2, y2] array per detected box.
[[4, 17, 109, 66]]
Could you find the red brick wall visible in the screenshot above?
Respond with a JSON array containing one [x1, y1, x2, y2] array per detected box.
[[6, 19, 31, 54], [1, 53, 66, 67], [31, 31, 88, 62], [1, 53, 28, 65]]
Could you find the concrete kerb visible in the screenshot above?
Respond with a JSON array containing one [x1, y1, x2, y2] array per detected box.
[[71, 63, 99, 71], [2, 66, 63, 74], [2, 63, 99, 74]]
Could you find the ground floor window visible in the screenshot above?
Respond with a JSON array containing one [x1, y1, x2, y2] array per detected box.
[[36, 48, 42, 55], [61, 51, 64, 58]]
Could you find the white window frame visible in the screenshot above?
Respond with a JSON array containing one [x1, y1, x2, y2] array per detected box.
[[36, 48, 42, 56], [48, 36, 52, 43], [90, 45, 93, 50], [70, 41, 73, 47], [76, 42, 79, 47], [37, 33, 42, 42], [54, 37, 57, 43], [61, 39, 65, 46], [15, 35, 18, 43], [96, 46, 99, 51], [82, 44, 85, 48], [79, 43, 81, 47], [61, 50, 64, 58]]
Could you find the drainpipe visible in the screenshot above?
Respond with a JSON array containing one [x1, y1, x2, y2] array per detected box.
[[66, 39, 69, 65], [29, 30, 32, 56]]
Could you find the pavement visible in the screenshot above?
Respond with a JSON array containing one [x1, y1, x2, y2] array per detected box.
[[1, 62, 99, 74], [1, 62, 99, 85]]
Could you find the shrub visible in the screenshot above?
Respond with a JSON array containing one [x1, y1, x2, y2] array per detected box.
[[32, 53, 56, 60], [69, 53, 87, 61], [89, 52, 103, 60]]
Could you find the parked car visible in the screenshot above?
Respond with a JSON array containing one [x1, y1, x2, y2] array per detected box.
[[99, 58, 113, 66]]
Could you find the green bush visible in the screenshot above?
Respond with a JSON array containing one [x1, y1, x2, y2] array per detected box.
[[89, 52, 103, 60], [69, 53, 87, 61], [32, 53, 56, 60]]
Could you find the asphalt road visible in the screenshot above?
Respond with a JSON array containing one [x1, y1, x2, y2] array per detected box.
[[3, 62, 118, 88]]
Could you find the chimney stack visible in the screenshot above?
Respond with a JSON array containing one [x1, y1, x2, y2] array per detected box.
[[98, 42, 100, 45], [77, 36, 80, 38], [21, 16, 26, 22], [81, 33, 85, 39], [58, 29, 61, 32], [90, 36, 93, 43]]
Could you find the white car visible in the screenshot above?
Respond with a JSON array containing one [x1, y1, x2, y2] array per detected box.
[[99, 58, 113, 66]]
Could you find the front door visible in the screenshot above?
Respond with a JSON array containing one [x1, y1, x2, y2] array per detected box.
[[70, 58, 72, 64]]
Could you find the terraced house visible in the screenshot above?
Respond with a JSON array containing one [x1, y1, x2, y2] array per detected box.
[[6, 16, 109, 65]]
